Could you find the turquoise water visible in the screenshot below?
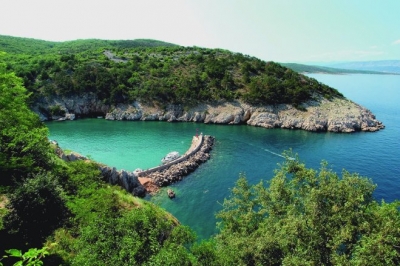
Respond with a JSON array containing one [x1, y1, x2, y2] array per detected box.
[[46, 74, 400, 240]]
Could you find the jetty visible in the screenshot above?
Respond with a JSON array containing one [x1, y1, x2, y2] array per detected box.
[[52, 134, 214, 197], [138, 134, 215, 194]]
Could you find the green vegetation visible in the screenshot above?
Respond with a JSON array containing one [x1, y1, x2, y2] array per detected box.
[[1, 37, 399, 265], [1, 35, 342, 110], [0, 52, 52, 185], [212, 154, 400, 265], [0, 35, 176, 55], [0, 56, 197, 265], [1, 247, 49, 266]]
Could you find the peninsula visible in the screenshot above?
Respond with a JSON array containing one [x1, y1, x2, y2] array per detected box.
[[0, 35, 384, 132]]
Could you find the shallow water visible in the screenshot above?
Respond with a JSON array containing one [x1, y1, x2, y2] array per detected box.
[[47, 74, 400, 240]]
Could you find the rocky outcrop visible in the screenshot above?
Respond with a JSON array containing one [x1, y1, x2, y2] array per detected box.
[[105, 98, 384, 132], [34, 93, 384, 133], [53, 144, 146, 197], [99, 165, 146, 197], [245, 97, 385, 132], [33, 93, 109, 120]]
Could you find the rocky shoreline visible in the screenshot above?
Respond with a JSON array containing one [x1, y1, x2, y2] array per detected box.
[[53, 144, 146, 197], [34, 93, 384, 133]]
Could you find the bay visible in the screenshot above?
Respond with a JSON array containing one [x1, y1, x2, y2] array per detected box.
[[46, 74, 400, 240]]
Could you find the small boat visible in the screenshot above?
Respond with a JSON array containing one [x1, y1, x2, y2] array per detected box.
[[167, 189, 175, 199]]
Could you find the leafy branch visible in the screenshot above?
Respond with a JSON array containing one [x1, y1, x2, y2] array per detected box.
[[1, 247, 48, 266]]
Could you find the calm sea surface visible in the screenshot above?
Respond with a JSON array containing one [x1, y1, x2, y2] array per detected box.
[[46, 74, 400, 240]]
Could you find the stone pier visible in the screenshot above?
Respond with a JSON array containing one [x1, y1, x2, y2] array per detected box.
[[138, 135, 215, 194], [53, 134, 215, 197]]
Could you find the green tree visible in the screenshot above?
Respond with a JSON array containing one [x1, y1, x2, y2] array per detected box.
[[215, 153, 400, 265], [69, 199, 195, 265], [3, 172, 69, 248], [0, 52, 52, 185]]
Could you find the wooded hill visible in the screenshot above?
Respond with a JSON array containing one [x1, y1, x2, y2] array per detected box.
[[1, 36, 400, 265], [281, 62, 398, 75], [1, 35, 342, 109]]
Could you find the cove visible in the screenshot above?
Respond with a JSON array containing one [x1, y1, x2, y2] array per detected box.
[[46, 74, 400, 240]]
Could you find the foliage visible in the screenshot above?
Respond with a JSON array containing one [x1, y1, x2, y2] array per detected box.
[[1, 40, 399, 264], [2, 172, 69, 248], [30, 159, 196, 265], [0, 53, 52, 185], [214, 153, 400, 265], [0, 35, 176, 55], [190, 240, 220, 266], [67, 206, 193, 265], [48, 105, 65, 117], [1, 247, 48, 266], [0, 63, 197, 263], [1, 35, 343, 110]]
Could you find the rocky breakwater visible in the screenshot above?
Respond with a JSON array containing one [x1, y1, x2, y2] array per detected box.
[[53, 142, 146, 197], [138, 135, 215, 194]]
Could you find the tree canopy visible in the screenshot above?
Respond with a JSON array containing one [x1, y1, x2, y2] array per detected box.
[[213, 153, 400, 265], [0, 52, 52, 184], [0, 54, 197, 265], [0, 35, 343, 109], [1, 37, 399, 265]]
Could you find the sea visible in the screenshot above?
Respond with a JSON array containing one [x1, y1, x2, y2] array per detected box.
[[46, 74, 400, 240]]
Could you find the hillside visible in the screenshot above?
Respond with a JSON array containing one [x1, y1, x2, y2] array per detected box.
[[0, 35, 385, 132], [0, 58, 200, 264], [0, 35, 177, 55], [281, 62, 397, 75], [1, 35, 342, 108], [325, 60, 400, 74], [1, 37, 398, 265]]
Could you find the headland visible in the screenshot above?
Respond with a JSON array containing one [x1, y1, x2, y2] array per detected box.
[[34, 95, 384, 133]]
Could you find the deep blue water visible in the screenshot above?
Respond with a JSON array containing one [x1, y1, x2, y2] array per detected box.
[[46, 74, 400, 240]]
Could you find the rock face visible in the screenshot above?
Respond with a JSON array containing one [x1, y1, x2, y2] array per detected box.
[[34, 94, 384, 133], [54, 144, 146, 197], [33, 93, 110, 120], [99, 165, 146, 197]]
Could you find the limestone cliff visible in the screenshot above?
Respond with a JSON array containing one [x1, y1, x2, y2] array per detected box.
[[34, 94, 384, 133]]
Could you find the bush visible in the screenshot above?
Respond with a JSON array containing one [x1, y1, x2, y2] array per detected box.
[[3, 173, 69, 248], [214, 153, 400, 265]]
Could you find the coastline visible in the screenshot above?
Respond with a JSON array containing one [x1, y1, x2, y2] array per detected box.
[[34, 95, 384, 133], [53, 134, 215, 197]]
